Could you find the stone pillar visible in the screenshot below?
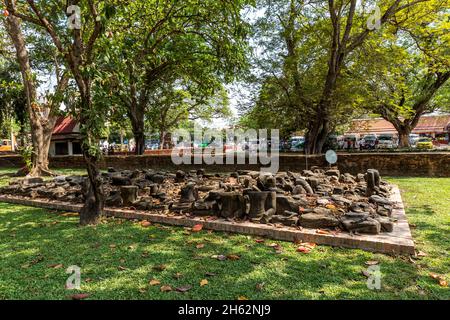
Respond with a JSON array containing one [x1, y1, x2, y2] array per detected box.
[[68, 141, 73, 156]]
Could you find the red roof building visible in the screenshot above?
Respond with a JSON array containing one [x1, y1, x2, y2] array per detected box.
[[347, 115, 450, 142], [52, 116, 79, 135], [50, 116, 82, 156]]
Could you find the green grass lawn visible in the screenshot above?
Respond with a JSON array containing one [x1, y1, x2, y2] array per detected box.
[[0, 168, 448, 300]]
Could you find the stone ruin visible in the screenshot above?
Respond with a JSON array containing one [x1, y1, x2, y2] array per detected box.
[[0, 167, 397, 235]]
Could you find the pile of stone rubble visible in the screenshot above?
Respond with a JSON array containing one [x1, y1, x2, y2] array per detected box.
[[0, 167, 396, 235]]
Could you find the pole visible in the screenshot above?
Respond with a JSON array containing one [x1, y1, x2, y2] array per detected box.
[[10, 118, 15, 152]]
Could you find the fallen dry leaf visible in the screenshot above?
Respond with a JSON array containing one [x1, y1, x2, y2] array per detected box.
[[118, 266, 128, 271], [176, 285, 193, 293], [361, 270, 371, 278], [416, 251, 427, 257], [296, 246, 311, 253], [237, 296, 248, 300], [200, 279, 208, 286], [316, 229, 330, 235], [48, 263, 63, 269], [255, 283, 265, 291], [153, 264, 167, 272], [255, 239, 265, 243], [69, 293, 89, 300], [160, 285, 173, 292], [109, 244, 116, 249], [192, 224, 203, 232], [211, 254, 227, 261], [141, 220, 151, 227], [227, 254, 240, 261], [173, 272, 183, 279], [303, 242, 317, 249], [429, 273, 448, 287], [365, 260, 379, 266], [61, 212, 79, 217], [149, 279, 161, 286], [439, 279, 448, 287], [205, 272, 217, 277], [196, 243, 205, 249]]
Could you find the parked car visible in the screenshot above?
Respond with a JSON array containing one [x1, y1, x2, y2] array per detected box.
[[223, 142, 237, 153], [377, 134, 397, 149], [247, 139, 260, 152], [409, 134, 420, 146], [290, 136, 305, 152], [146, 141, 160, 150], [359, 134, 378, 150], [416, 137, 434, 149], [198, 141, 210, 148], [0, 139, 12, 152]]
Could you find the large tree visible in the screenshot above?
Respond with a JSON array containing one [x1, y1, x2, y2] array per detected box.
[[100, 0, 250, 154], [6, 0, 118, 224], [249, 0, 445, 153], [2, 6, 68, 176], [359, 5, 450, 147]]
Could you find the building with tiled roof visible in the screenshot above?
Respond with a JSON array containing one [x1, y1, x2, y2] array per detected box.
[[49, 116, 83, 156], [346, 114, 450, 144]]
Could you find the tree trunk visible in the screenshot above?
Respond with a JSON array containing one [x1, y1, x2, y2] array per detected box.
[[159, 129, 166, 149], [134, 131, 145, 155], [305, 116, 330, 154], [129, 109, 145, 155], [5, 13, 56, 177], [397, 127, 411, 148], [28, 115, 58, 176], [79, 96, 104, 225]]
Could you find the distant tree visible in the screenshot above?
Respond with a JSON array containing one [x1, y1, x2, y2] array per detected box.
[[145, 78, 231, 148], [0, 59, 27, 142]]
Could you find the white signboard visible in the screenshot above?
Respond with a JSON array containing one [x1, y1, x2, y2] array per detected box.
[[325, 150, 337, 165]]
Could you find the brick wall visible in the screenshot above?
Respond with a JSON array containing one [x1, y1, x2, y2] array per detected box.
[[42, 152, 450, 177]]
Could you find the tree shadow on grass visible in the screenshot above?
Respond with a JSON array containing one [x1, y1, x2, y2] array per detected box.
[[407, 205, 449, 244], [0, 203, 425, 300]]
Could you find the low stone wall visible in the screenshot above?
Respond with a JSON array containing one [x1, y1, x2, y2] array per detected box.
[[0, 155, 24, 168], [1, 152, 449, 177], [48, 152, 450, 177]]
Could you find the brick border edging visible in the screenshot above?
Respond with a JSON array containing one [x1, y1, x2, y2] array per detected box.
[[0, 186, 415, 255]]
